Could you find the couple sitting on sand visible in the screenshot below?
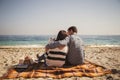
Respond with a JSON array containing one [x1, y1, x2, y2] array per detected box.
[[37, 26, 85, 67]]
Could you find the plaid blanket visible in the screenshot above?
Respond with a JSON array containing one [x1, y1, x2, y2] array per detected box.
[[1, 60, 112, 79]]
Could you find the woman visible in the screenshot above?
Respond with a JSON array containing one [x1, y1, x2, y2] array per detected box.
[[37, 30, 68, 67]]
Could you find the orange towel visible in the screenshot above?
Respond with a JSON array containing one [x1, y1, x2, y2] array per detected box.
[[1, 60, 112, 79]]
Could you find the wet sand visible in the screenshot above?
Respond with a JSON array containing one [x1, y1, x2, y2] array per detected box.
[[0, 45, 120, 80]]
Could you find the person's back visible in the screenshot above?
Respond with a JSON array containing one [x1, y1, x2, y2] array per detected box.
[[46, 30, 68, 67], [66, 33, 84, 66], [46, 46, 68, 67]]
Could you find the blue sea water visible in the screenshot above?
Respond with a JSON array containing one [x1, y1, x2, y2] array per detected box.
[[0, 35, 120, 46]]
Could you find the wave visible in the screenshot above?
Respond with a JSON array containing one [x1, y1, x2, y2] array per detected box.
[[0, 45, 45, 48], [86, 44, 120, 47], [0, 44, 120, 49]]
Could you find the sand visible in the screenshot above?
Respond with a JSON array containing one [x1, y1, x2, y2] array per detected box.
[[0, 45, 120, 80]]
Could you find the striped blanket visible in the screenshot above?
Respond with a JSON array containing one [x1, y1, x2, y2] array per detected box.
[[1, 60, 112, 79]]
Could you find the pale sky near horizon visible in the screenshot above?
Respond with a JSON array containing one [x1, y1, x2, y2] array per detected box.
[[0, 0, 120, 35]]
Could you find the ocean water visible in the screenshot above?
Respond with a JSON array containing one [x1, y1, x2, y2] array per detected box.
[[0, 35, 120, 46]]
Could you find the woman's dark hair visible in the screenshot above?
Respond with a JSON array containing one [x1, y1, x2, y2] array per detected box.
[[68, 26, 77, 33], [56, 30, 68, 41]]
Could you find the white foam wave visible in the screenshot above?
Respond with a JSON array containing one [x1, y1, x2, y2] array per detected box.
[[0, 45, 45, 48], [86, 44, 120, 47]]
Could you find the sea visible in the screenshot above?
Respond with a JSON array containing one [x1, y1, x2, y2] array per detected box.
[[0, 35, 120, 46]]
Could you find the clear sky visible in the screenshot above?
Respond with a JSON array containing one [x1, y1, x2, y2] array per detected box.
[[0, 0, 120, 35]]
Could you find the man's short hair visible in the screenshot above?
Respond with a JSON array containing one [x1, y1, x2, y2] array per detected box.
[[68, 26, 77, 33]]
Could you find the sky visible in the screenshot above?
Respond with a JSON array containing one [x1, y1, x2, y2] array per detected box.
[[0, 0, 120, 35]]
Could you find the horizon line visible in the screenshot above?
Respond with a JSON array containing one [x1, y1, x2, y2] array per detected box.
[[0, 34, 120, 36]]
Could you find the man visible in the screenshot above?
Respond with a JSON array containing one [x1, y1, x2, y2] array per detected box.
[[46, 26, 84, 66]]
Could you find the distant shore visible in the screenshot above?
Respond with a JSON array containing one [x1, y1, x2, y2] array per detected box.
[[0, 45, 120, 80]]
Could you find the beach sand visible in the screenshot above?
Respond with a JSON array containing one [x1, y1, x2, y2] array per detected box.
[[0, 45, 120, 80]]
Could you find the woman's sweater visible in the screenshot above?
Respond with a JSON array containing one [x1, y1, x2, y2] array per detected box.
[[46, 46, 68, 67]]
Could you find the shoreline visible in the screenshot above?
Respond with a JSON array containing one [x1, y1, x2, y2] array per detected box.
[[86, 44, 120, 47], [0, 45, 45, 48], [0, 44, 120, 48]]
